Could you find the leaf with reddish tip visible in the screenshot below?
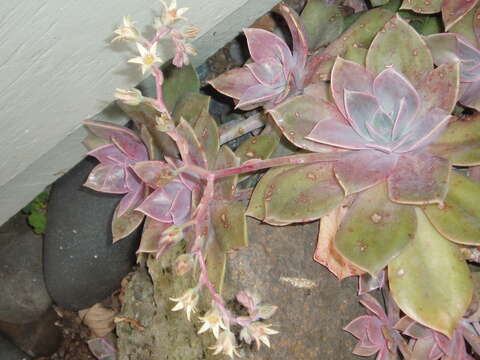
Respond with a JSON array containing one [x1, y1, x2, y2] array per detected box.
[[417, 63, 460, 115], [330, 57, 374, 118], [83, 120, 148, 161], [335, 182, 415, 275], [269, 94, 345, 152], [194, 109, 219, 170], [400, 0, 441, 14], [429, 115, 480, 166], [423, 171, 480, 245], [211, 200, 248, 251], [246, 165, 296, 225], [443, 0, 480, 31], [172, 92, 211, 126], [208, 68, 257, 101], [388, 208, 473, 337], [305, 8, 395, 84], [137, 218, 171, 254], [214, 145, 240, 200], [334, 150, 397, 195], [300, 0, 344, 50], [84, 164, 128, 194], [314, 203, 365, 280], [366, 14, 433, 85], [112, 205, 144, 243], [264, 162, 345, 223], [173, 118, 208, 169], [130, 161, 175, 189], [206, 237, 227, 294], [388, 152, 450, 205]]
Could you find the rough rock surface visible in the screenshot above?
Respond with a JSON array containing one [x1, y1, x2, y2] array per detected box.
[[0, 333, 31, 360], [117, 219, 365, 359], [0, 214, 52, 324], [44, 158, 141, 310]]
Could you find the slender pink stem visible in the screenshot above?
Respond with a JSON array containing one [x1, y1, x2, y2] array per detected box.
[[153, 67, 168, 114], [147, 26, 171, 46]]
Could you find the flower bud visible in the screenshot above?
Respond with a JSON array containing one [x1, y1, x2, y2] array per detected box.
[[155, 113, 175, 132], [175, 254, 195, 276], [114, 88, 143, 106]]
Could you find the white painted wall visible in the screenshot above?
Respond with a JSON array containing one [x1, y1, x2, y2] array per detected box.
[[0, 0, 280, 225]]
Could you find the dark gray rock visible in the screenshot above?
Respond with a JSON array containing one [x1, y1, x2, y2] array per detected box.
[[0, 333, 31, 360], [0, 214, 52, 324], [44, 158, 141, 310], [0, 308, 61, 357]]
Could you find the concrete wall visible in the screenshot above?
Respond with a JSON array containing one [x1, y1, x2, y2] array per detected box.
[[0, 0, 280, 225]]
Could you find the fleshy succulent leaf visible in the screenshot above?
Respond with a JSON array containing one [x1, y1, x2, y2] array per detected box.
[[206, 237, 227, 294], [209, 68, 258, 101], [244, 28, 292, 67], [84, 164, 128, 194], [173, 118, 208, 169], [423, 171, 480, 245], [264, 162, 345, 223], [172, 92, 211, 126], [112, 204, 144, 243], [335, 182, 416, 275], [193, 109, 219, 170], [388, 208, 473, 337], [211, 200, 248, 251], [387, 152, 450, 205], [235, 134, 278, 164], [246, 165, 297, 225], [130, 161, 176, 189], [429, 114, 480, 166], [117, 172, 145, 217], [400, 0, 441, 14], [137, 218, 171, 254], [314, 203, 365, 280], [300, 0, 344, 50], [334, 150, 398, 195], [366, 14, 433, 85], [269, 94, 346, 152], [305, 8, 395, 83], [442, 0, 480, 31], [161, 64, 200, 112], [214, 145, 240, 200]]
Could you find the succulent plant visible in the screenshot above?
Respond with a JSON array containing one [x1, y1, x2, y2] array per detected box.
[[209, 4, 308, 110]]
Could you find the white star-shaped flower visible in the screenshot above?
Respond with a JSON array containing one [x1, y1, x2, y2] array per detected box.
[[240, 322, 279, 349], [159, 0, 189, 26], [209, 330, 240, 359], [169, 288, 199, 321], [198, 307, 227, 339], [128, 42, 163, 74], [112, 16, 139, 42]]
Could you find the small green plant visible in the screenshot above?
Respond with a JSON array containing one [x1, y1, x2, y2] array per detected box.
[[22, 192, 48, 234]]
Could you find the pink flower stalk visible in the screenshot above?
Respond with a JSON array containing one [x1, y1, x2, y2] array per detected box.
[[209, 4, 308, 110], [426, 33, 480, 111], [84, 121, 148, 217]]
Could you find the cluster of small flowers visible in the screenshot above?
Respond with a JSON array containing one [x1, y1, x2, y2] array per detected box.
[[169, 285, 279, 358], [112, 0, 200, 106]]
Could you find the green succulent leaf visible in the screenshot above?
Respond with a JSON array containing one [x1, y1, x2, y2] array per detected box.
[[172, 93, 211, 126], [112, 205, 144, 243], [137, 217, 171, 254], [343, 45, 368, 65], [335, 182, 416, 275], [264, 162, 345, 223], [372, 0, 391, 6], [301, 0, 344, 51], [246, 165, 297, 225], [206, 238, 227, 294], [306, 8, 395, 83], [175, 118, 208, 169], [211, 200, 248, 252], [429, 114, 480, 166], [449, 5, 478, 46], [366, 14, 433, 85], [388, 208, 473, 337], [214, 145, 241, 200], [194, 109, 219, 170], [400, 0, 441, 14], [423, 171, 480, 245], [161, 64, 200, 112]]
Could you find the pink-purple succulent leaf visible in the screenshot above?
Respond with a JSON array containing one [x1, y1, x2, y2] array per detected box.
[[130, 161, 175, 189], [442, 0, 480, 31], [236, 83, 285, 109], [330, 57, 374, 118], [87, 144, 128, 166], [358, 271, 385, 296], [208, 67, 258, 100], [360, 294, 388, 322], [244, 28, 293, 68], [246, 61, 285, 87], [365, 111, 394, 146], [334, 150, 397, 195], [117, 171, 145, 217], [268, 94, 347, 153], [83, 120, 148, 161], [136, 182, 191, 224], [343, 90, 380, 141], [306, 117, 371, 150], [460, 80, 480, 110], [84, 164, 129, 194], [373, 68, 420, 139], [344, 315, 389, 358], [388, 152, 450, 205], [393, 109, 451, 153], [112, 205, 144, 243], [173, 119, 208, 170], [137, 218, 172, 254]]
